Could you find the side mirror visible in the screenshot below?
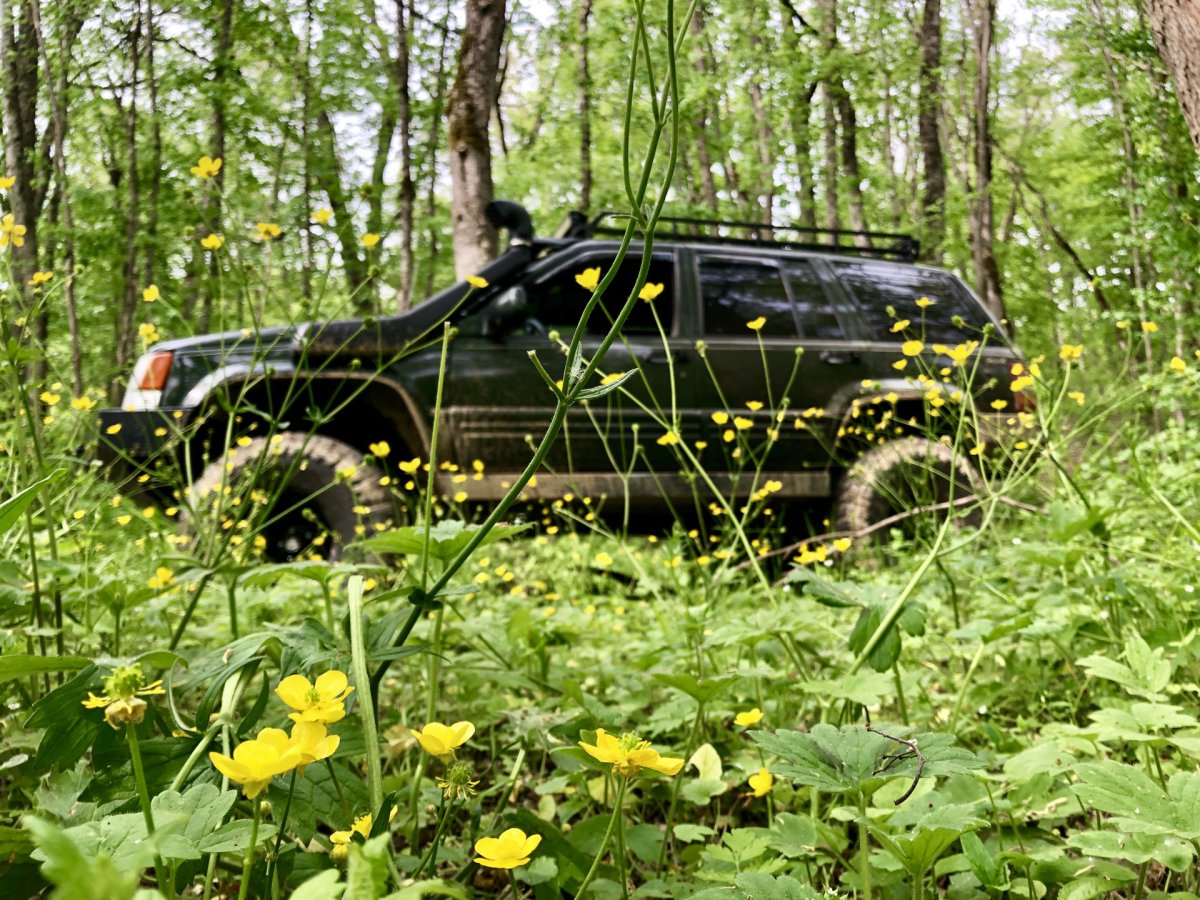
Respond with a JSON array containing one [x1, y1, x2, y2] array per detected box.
[[483, 286, 530, 337]]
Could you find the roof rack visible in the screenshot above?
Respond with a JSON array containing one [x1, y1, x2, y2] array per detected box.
[[575, 212, 921, 263]]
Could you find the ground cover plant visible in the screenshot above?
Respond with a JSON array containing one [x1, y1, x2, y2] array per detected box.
[[4, 0, 1200, 898]]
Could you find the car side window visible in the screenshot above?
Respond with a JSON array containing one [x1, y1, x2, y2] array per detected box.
[[833, 260, 991, 344], [783, 260, 844, 340], [700, 256, 796, 337], [530, 253, 675, 336]]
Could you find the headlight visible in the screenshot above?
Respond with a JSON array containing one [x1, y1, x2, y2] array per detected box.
[[122, 351, 174, 410]]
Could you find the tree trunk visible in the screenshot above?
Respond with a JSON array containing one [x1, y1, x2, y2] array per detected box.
[[395, 0, 416, 312], [1146, 0, 1200, 153], [833, 83, 869, 243], [314, 110, 370, 303], [199, 0, 235, 332], [142, 0, 161, 288], [577, 0, 593, 212], [792, 82, 818, 229], [115, 10, 142, 381], [446, 0, 506, 278], [421, 0, 453, 298], [689, 11, 719, 213], [1, 0, 42, 308], [969, 0, 1003, 320], [917, 0, 946, 260]]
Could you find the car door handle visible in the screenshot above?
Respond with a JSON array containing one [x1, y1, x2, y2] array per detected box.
[[646, 349, 687, 365], [819, 350, 861, 365]]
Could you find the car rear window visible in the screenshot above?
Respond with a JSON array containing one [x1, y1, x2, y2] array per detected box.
[[833, 260, 991, 344], [699, 256, 795, 337]]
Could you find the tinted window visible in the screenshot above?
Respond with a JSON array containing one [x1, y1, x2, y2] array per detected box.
[[700, 257, 795, 337], [834, 261, 991, 343], [531, 253, 675, 336], [784, 261, 844, 340]]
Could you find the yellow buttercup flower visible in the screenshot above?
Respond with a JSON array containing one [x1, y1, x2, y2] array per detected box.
[[411, 720, 475, 762], [943, 341, 979, 367], [1059, 343, 1083, 361], [312, 208, 333, 225], [901, 340, 924, 357], [0, 213, 27, 249], [711, 411, 730, 426], [1068, 391, 1085, 405], [594, 551, 613, 566], [275, 670, 354, 724], [1011, 376, 1034, 392], [578, 728, 684, 779], [142, 284, 160, 302], [0, 175, 14, 190], [639, 282, 664, 302], [1169, 356, 1187, 373], [746, 316, 766, 331], [139, 323, 160, 345], [833, 537, 853, 553], [890, 319, 910, 333], [331, 813, 373, 847], [29, 271, 53, 286], [575, 267, 601, 291], [361, 232, 381, 248], [915, 296, 934, 309], [747, 768, 774, 798], [466, 275, 488, 288], [71, 396, 97, 411], [82, 664, 165, 730], [1142, 321, 1159, 333], [200, 233, 224, 250], [255, 222, 282, 241], [474, 828, 541, 869], [656, 430, 680, 446], [190, 155, 222, 179], [734, 708, 763, 727], [39, 391, 60, 406], [398, 457, 421, 475], [208, 729, 301, 798], [733, 416, 753, 431], [368, 440, 390, 457], [289, 720, 340, 773]]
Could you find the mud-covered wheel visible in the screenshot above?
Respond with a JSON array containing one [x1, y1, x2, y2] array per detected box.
[[835, 437, 982, 540], [186, 432, 393, 561]]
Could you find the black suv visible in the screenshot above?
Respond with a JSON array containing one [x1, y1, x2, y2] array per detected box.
[[99, 202, 1025, 559]]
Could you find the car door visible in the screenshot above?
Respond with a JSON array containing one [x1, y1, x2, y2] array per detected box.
[[689, 250, 864, 471], [444, 246, 693, 477]]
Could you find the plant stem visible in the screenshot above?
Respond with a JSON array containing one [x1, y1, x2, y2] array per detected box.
[[127, 724, 167, 895], [575, 778, 626, 898], [614, 779, 629, 900], [348, 575, 383, 815], [266, 768, 298, 898], [237, 800, 261, 900], [858, 791, 872, 900], [413, 796, 457, 877], [656, 701, 705, 875]]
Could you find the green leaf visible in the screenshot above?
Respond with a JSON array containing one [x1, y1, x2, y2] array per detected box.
[[653, 673, 737, 703], [384, 879, 470, 899], [768, 814, 818, 858], [1060, 877, 1126, 900], [23, 816, 140, 900], [351, 521, 529, 561], [149, 783, 237, 860], [0, 654, 91, 684], [688, 743, 723, 781], [673, 823, 717, 843], [575, 370, 638, 400], [0, 471, 63, 537], [681, 778, 728, 805], [196, 820, 279, 854], [1067, 829, 1194, 871], [797, 671, 893, 706], [292, 869, 345, 900]]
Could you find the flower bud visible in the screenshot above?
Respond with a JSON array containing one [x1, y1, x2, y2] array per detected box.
[[330, 843, 350, 865]]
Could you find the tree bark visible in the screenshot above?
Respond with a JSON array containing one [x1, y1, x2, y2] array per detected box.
[[395, 0, 416, 312], [689, 11, 719, 213], [917, 0, 946, 260], [792, 82, 818, 229], [577, 0, 593, 212], [1, 0, 42, 306], [421, 0, 453, 298], [115, 9, 142, 381], [446, 0, 506, 278], [314, 110, 370, 304], [969, 0, 1003, 320], [199, 0, 235, 332], [1146, 0, 1200, 153]]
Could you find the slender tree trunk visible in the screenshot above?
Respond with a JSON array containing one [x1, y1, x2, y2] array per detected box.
[[142, 0, 161, 288], [793, 82, 818, 229], [115, 10, 142, 381], [395, 0, 416, 312], [969, 0, 1003, 320], [1146, 0, 1200, 152], [446, 0, 507, 278], [833, 83, 868, 243], [577, 0, 593, 212], [28, 0, 82, 392], [748, 29, 774, 226], [1, 0, 42, 313], [314, 110, 370, 303], [917, 0, 946, 259], [421, 0, 453, 298], [200, 0, 235, 332], [688, 12, 719, 213], [300, 0, 313, 310]]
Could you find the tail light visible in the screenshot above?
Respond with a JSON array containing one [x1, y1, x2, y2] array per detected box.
[[122, 351, 174, 410], [139, 351, 174, 390]]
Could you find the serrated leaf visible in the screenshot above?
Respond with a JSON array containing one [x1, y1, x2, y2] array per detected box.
[[673, 823, 716, 843], [196, 819, 278, 854], [768, 814, 818, 858]]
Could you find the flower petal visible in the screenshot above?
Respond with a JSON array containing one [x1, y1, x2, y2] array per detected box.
[[276, 674, 313, 710], [315, 669, 349, 700]]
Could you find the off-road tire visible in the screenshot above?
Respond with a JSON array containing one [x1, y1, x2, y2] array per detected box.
[[186, 432, 392, 561], [835, 437, 982, 538]]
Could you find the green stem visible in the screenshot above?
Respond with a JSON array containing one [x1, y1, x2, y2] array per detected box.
[[237, 800, 261, 900], [413, 797, 457, 877], [858, 791, 871, 900], [348, 575, 383, 815], [266, 768, 298, 898], [575, 778, 626, 898], [912, 871, 924, 900], [325, 757, 351, 821], [656, 701, 705, 875], [127, 725, 167, 895], [614, 779, 629, 900]]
